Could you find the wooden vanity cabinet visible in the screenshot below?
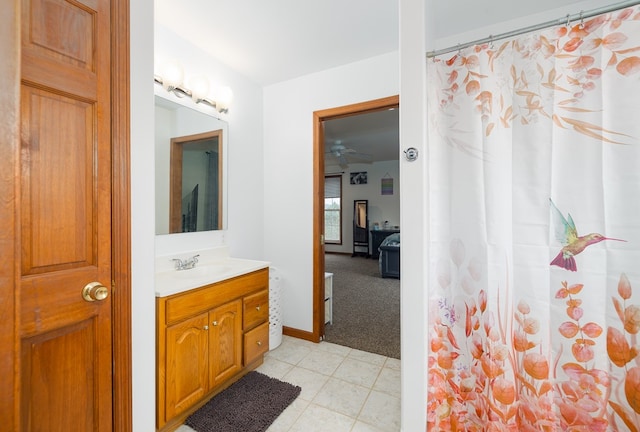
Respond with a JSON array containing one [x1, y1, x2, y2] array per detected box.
[[157, 268, 269, 431]]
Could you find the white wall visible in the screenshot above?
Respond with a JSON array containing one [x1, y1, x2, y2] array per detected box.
[[130, 0, 156, 430], [154, 24, 265, 260], [130, 11, 266, 431], [263, 52, 399, 332], [325, 160, 400, 255]]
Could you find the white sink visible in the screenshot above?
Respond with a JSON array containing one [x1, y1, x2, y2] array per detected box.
[[169, 264, 232, 280], [155, 257, 270, 297]]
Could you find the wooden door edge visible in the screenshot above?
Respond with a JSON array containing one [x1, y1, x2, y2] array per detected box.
[[311, 95, 400, 343], [111, 0, 132, 430], [0, 0, 20, 427]]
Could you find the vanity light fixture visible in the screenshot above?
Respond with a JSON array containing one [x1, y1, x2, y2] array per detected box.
[[154, 62, 232, 114]]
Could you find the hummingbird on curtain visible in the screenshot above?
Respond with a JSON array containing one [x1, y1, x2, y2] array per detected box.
[[549, 198, 626, 272]]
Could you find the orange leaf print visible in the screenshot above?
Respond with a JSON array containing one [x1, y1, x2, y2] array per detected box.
[[446, 326, 460, 349], [517, 299, 530, 315], [539, 380, 553, 396], [587, 67, 602, 79], [602, 32, 628, 50], [619, 273, 632, 299], [607, 327, 631, 367], [613, 297, 626, 322], [466, 80, 480, 96], [617, 56, 640, 76], [463, 55, 479, 69], [608, 52, 618, 67], [559, 321, 579, 338], [616, 7, 634, 21], [447, 70, 458, 84], [582, 14, 606, 33], [572, 342, 594, 362], [481, 354, 503, 379], [625, 305, 640, 334], [486, 123, 495, 136], [569, 56, 595, 70], [609, 400, 640, 432], [492, 378, 515, 405], [563, 37, 583, 52], [478, 289, 487, 313], [563, 362, 587, 379], [625, 367, 640, 414], [513, 330, 535, 352], [437, 351, 455, 369], [567, 306, 584, 321], [567, 283, 584, 295], [581, 322, 603, 338], [430, 336, 444, 352], [523, 318, 539, 335], [523, 353, 549, 380]]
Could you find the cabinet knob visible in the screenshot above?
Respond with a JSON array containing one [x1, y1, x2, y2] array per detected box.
[[212, 321, 218, 326], [203, 325, 209, 330], [256, 305, 261, 311], [257, 341, 262, 346]]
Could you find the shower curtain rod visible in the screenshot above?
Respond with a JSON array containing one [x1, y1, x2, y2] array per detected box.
[[426, 0, 640, 58]]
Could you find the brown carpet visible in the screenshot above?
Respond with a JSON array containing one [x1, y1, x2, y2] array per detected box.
[[185, 371, 301, 432], [324, 253, 400, 359]]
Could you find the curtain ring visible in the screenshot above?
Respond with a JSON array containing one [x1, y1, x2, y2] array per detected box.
[[565, 13, 571, 28], [488, 35, 494, 49], [579, 11, 584, 29]]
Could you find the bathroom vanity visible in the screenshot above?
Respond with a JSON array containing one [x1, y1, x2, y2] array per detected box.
[[155, 254, 270, 431]]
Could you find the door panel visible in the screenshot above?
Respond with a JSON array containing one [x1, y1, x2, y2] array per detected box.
[[20, 86, 95, 275], [19, 0, 112, 430], [21, 319, 97, 432]]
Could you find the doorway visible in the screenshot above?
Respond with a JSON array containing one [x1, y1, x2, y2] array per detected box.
[[312, 95, 399, 342]]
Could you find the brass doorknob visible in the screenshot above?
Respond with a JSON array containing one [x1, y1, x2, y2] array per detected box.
[[82, 282, 109, 302]]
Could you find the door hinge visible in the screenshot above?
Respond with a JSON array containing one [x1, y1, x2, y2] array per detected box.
[[111, 280, 116, 293], [320, 234, 325, 245]]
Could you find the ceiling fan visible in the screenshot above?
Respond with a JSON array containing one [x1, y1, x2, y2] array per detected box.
[[325, 140, 372, 168]]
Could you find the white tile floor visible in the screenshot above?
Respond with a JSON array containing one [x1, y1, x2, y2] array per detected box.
[[176, 335, 401, 432]]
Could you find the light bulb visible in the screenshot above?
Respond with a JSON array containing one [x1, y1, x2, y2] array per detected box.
[[215, 86, 233, 112], [161, 60, 184, 90], [189, 75, 210, 102]]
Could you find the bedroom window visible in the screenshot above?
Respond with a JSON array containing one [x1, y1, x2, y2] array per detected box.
[[324, 175, 342, 244]]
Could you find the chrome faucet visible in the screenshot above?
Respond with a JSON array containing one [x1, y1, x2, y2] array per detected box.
[[172, 254, 200, 270]]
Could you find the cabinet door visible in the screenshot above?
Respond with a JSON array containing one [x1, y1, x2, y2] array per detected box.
[[209, 300, 242, 388], [166, 312, 209, 419]]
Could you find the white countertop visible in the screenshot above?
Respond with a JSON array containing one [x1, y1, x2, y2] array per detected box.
[[155, 248, 270, 297]]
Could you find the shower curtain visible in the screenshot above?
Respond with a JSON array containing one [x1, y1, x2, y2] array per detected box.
[[427, 6, 640, 431]]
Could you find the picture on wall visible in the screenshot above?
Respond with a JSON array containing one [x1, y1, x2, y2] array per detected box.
[[350, 171, 367, 185], [381, 177, 393, 195]]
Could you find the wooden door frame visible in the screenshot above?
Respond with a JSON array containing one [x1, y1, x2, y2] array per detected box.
[[0, 0, 132, 429], [111, 0, 132, 430], [311, 95, 399, 342]]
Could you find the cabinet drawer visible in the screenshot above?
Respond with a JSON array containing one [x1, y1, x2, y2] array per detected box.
[[163, 269, 269, 325], [244, 322, 269, 365], [243, 289, 269, 330]]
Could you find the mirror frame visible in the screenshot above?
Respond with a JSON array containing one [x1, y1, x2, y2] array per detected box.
[[169, 130, 224, 233], [154, 93, 229, 235]]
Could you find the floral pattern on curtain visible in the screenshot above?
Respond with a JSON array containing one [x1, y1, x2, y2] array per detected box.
[[427, 7, 640, 431]]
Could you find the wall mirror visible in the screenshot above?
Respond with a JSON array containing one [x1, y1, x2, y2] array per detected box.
[[155, 95, 228, 235], [352, 199, 369, 257]]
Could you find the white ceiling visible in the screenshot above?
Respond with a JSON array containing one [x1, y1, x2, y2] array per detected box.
[[155, 0, 599, 166]]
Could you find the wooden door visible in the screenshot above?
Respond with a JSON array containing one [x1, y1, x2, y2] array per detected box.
[[209, 300, 242, 388], [165, 313, 210, 420], [19, 0, 113, 430]]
